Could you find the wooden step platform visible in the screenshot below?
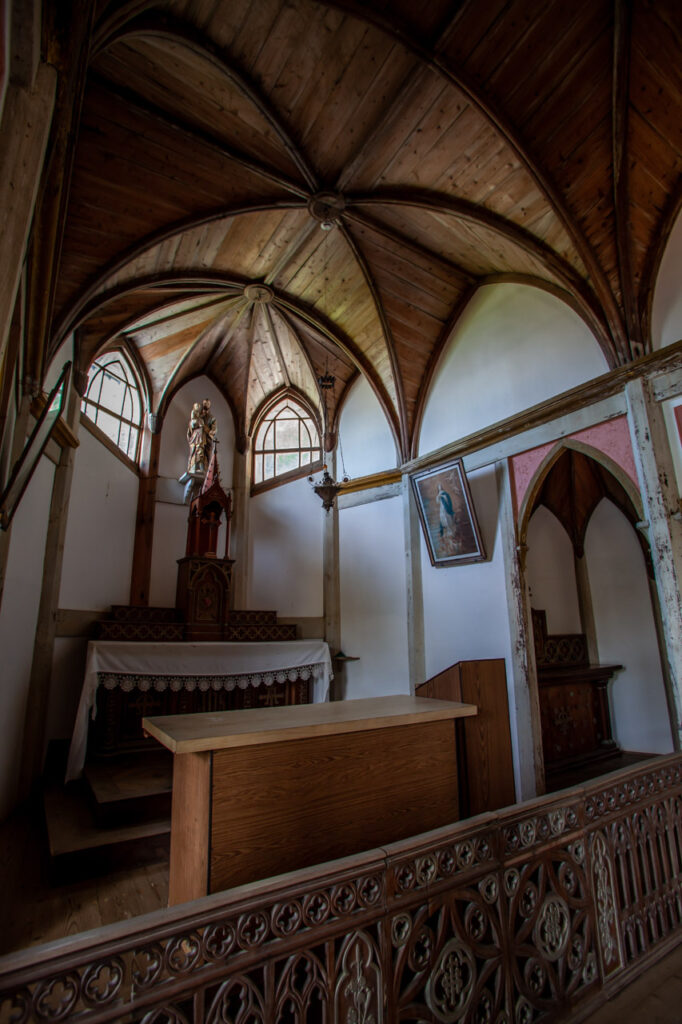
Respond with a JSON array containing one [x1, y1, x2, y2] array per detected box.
[[44, 753, 172, 878], [44, 783, 170, 858]]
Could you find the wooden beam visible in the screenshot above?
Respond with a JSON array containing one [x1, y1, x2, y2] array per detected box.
[[23, 0, 94, 389], [403, 339, 682, 475], [612, 0, 642, 357], [18, 379, 80, 795], [498, 458, 544, 799], [129, 425, 161, 606], [0, 63, 56, 380], [626, 376, 682, 750]]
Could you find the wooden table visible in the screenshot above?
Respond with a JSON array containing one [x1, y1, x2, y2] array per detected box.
[[143, 695, 477, 905]]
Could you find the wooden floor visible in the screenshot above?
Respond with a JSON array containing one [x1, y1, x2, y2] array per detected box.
[[583, 942, 682, 1022], [0, 799, 168, 956]]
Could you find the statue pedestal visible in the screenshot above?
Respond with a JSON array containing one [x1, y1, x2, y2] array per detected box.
[[179, 470, 206, 504]]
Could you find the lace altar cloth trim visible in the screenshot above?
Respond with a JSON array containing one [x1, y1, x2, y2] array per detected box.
[[99, 664, 323, 692]]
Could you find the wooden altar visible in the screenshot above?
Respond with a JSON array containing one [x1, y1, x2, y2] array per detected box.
[[533, 609, 622, 774], [143, 695, 478, 905]]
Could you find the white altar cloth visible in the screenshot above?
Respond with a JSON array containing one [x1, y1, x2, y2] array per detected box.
[[66, 639, 333, 781]]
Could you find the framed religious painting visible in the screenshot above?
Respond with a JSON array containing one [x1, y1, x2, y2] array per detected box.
[[410, 457, 485, 567]]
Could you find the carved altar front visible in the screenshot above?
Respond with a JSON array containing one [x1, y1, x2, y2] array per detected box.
[[533, 609, 622, 773]]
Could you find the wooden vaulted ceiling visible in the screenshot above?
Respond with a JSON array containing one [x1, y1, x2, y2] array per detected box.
[[46, 0, 682, 459]]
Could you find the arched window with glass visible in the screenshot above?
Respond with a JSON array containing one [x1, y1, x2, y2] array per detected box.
[[253, 395, 322, 486], [81, 350, 143, 461]]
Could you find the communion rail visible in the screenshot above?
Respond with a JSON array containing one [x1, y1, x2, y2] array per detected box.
[[2, 754, 682, 1023]]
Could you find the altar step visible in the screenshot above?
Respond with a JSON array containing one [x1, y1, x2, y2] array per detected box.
[[43, 752, 172, 878], [96, 606, 297, 642]]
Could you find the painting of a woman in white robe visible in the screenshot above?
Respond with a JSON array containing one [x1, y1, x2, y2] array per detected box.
[[411, 458, 485, 567]]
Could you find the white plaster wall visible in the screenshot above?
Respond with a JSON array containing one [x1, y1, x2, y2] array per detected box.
[[248, 475, 323, 616], [337, 375, 399, 477], [526, 507, 582, 634], [651, 208, 682, 349], [59, 427, 138, 609], [421, 465, 512, 678], [419, 284, 608, 453], [0, 455, 54, 818], [150, 377, 235, 606], [585, 499, 673, 753], [339, 495, 410, 699]]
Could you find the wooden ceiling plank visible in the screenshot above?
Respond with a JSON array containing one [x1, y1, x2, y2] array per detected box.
[[88, 66, 309, 197], [261, 300, 291, 388], [340, 69, 451, 190], [485, 1, 598, 120], [93, 42, 304, 178], [344, 208, 474, 287]]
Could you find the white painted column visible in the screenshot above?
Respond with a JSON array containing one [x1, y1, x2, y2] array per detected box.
[[402, 473, 425, 692], [498, 459, 545, 798], [626, 376, 682, 748]]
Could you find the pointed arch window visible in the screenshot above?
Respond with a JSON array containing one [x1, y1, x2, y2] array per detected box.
[[81, 351, 143, 461], [253, 396, 322, 486]]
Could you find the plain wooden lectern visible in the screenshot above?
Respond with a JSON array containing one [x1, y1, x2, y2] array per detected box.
[[143, 695, 477, 905]]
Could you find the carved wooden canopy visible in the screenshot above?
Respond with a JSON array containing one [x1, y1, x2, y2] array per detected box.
[[39, 0, 682, 460]]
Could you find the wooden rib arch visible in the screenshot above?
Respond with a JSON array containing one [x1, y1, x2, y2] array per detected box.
[[339, 221, 408, 459], [275, 295, 402, 455], [157, 296, 252, 420], [50, 199, 310, 352], [345, 191, 617, 366], [320, 0, 628, 360]]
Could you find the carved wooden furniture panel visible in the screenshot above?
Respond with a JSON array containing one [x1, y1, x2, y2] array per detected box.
[[533, 607, 622, 774], [2, 754, 680, 1023], [539, 665, 620, 769], [417, 658, 516, 815], [143, 695, 477, 904], [89, 678, 310, 757]]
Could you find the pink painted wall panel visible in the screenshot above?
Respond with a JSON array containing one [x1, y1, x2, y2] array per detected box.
[[510, 415, 638, 516]]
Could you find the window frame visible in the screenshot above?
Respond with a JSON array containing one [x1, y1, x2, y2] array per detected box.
[[251, 393, 323, 494], [81, 349, 144, 463]]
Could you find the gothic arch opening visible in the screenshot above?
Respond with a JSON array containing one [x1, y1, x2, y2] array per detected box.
[[523, 444, 673, 788]]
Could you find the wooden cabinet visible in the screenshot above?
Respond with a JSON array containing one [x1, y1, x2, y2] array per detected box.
[[538, 665, 620, 770], [533, 608, 622, 774]]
